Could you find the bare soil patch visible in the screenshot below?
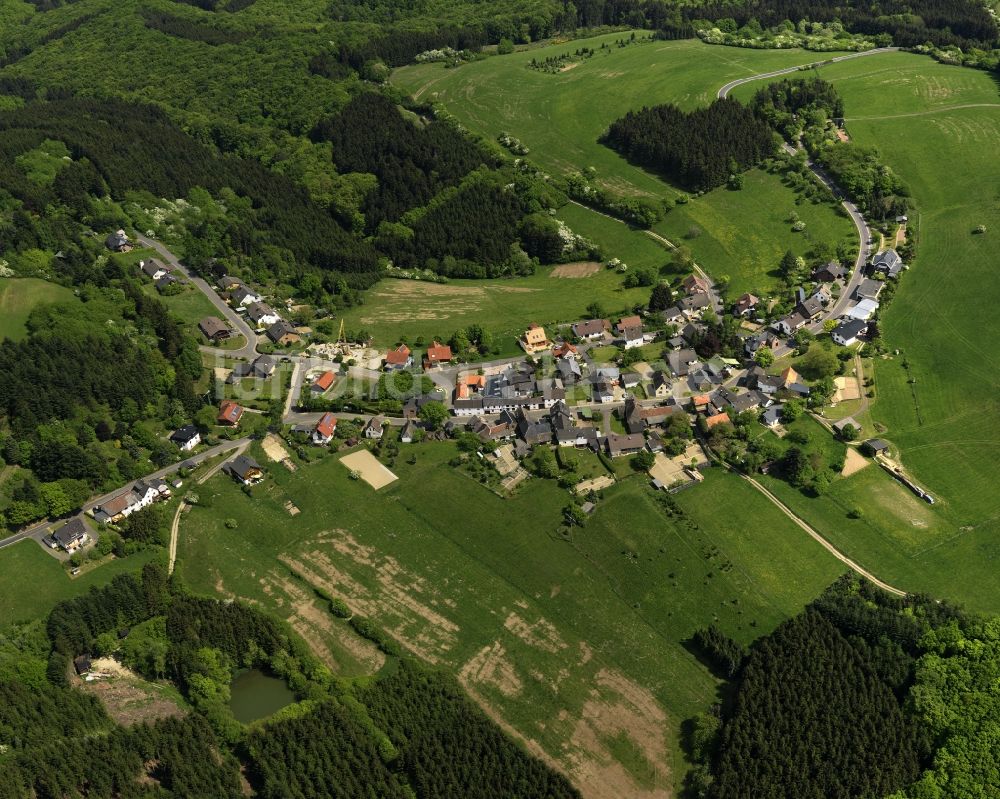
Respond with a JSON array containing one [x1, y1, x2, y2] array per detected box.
[[459, 642, 523, 697], [77, 659, 185, 727], [504, 611, 568, 654], [841, 447, 870, 477], [551, 261, 601, 278], [833, 376, 862, 402], [262, 433, 291, 463], [339, 449, 398, 489]]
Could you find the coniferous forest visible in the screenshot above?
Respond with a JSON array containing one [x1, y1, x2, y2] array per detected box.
[[601, 98, 777, 191]]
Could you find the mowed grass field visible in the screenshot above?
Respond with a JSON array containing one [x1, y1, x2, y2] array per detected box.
[[0, 540, 159, 627], [393, 34, 855, 297], [341, 203, 661, 350], [0, 277, 75, 341], [745, 52, 1000, 612], [178, 443, 842, 796]]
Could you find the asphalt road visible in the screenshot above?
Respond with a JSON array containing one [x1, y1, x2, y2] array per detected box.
[[137, 235, 259, 360], [0, 438, 251, 552]]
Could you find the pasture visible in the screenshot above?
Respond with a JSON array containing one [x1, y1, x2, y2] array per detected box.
[[177, 442, 842, 795], [393, 34, 855, 297], [339, 207, 659, 352], [0, 278, 75, 341], [0, 540, 159, 628], [756, 51, 1000, 612]]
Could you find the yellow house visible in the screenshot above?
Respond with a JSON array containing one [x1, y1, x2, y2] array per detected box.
[[519, 323, 552, 354]]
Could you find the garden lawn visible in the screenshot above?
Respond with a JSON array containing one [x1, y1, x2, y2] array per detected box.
[[0, 540, 159, 628], [0, 278, 75, 341], [177, 442, 842, 794], [394, 35, 855, 299]]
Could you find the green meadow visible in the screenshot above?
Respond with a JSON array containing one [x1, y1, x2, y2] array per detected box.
[[393, 34, 856, 298], [177, 442, 841, 793], [0, 278, 75, 341], [340, 204, 661, 351]]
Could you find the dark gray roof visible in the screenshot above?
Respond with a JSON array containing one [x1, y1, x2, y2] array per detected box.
[[170, 425, 200, 445], [225, 454, 262, 479], [266, 320, 298, 342], [872, 249, 903, 276], [833, 319, 867, 339], [53, 517, 87, 547]]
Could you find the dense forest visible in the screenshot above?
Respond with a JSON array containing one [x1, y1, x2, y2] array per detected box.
[[685, 576, 1000, 799], [0, 562, 581, 799], [602, 98, 776, 191]]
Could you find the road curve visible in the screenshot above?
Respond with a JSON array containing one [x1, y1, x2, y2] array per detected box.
[[716, 47, 899, 101], [137, 235, 259, 360]]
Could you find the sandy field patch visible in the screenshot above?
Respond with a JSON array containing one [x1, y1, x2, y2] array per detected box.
[[550, 261, 601, 278], [575, 474, 615, 495], [504, 611, 568, 654], [567, 668, 672, 799], [648, 452, 686, 485], [77, 658, 185, 727], [841, 447, 870, 477], [833, 376, 862, 402], [460, 642, 523, 697], [630, 361, 655, 379], [262, 433, 291, 463], [559, 62, 581, 72], [339, 449, 398, 489]]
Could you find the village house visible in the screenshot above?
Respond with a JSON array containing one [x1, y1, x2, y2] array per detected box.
[[652, 371, 671, 398], [229, 285, 262, 308], [384, 344, 412, 371], [855, 278, 884, 301], [424, 341, 453, 369], [169, 425, 201, 452], [468, 412, 516, 442], [832, 318, 868, 346], [224, 455, 264, 486], [621, 324, 645, 350], [455, 374, 486, 401], [155, 274, 180, 293], [515, 408, 553, 446], [364, 416, 385, 440], [667, 348, 699, 377], [310, 370, 336, 395], [616, 314, 642, 336], [775, 311, 807, 336], [105, 229, 132, 252], [847, 298, 879, 321], [217, 400, 245, 426], [872, 249, 904, 278], [761, 404, 784, 427], [266, 320, 300, 346], [228, 354, 276, 382], [678, 292, 711, 314], [732, 293, 760, 318], [198, 316, 231, 343], [558, 358, 583, 383], [139, 259, 171, 281], [312, 412, 338, 445], [53, 517, 89, 553], [218, 276, 244, 292], [661, 306, 685, 328], [92, 479, 164, 524], [812, 262, 847, 283], [796, 293, 825, 322], [399, 420, 419, 443], [552, 341, 578, 360], [744, 331, 781, 359], [571, 318, 609, 341], [623, 397, 682, 435], [605, 432, 646, 459], [682, 273, 711, 296], [519, 323, 552, 355], [245, 302, 281, 328], [705, 411, 732, 430], [620, 372, 641, 391]]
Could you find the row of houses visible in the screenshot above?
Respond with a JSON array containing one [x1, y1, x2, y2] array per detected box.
[[384, 341, 453, 371], [92, 478, 173, 524], [217, 276, 304, 345]]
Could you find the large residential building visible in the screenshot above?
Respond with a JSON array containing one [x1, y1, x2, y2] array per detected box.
[[520, 324, 552, 354]]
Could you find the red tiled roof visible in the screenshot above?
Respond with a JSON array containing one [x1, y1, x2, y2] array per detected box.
[[218, 400, 244, 425], [425, 341, 452, 363], [315, 412, 337, 438], [312, 370, 335, 391], [552, 342, 579, 358], [705, 411, 731, 429], [385, 344, 411, 365]]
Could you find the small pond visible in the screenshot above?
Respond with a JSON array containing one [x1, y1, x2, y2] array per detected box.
[[228, 668, 295, 723]]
